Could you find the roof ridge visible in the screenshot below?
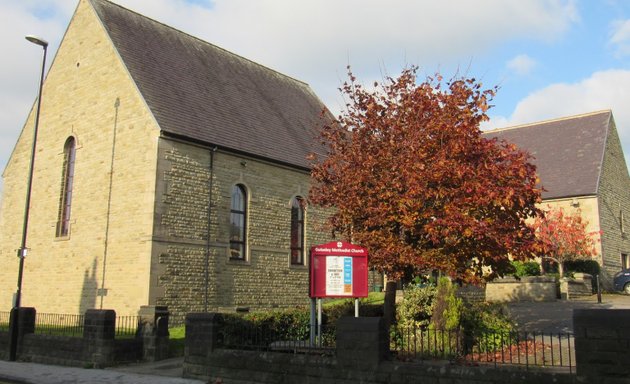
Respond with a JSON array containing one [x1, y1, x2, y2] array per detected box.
[[88, 0, 310, 88], [485, 109, 612, 133]]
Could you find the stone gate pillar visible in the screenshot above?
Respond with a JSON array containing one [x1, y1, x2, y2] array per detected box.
[[138, 305, 170, 361]]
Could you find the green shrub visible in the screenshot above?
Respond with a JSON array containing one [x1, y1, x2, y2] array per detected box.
[[460, 302, 515, 353], [244, 308, 311, 340], [396, 283, 436, 328], [565, 259, 600, 291], [564, 259, 600, 276], [430, 277, 462, 331], [511, 261, 541, 277]]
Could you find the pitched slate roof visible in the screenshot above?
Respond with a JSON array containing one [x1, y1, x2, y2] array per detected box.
[[483, 110, 611, 200], [89, 0, 328, 170]]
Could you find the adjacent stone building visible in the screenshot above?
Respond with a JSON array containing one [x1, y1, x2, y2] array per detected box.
[[0, 0, 332, 321], [486, 111, 630, 286]]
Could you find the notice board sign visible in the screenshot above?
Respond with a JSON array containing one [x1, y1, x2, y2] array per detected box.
[[309, 241, 368, 298]]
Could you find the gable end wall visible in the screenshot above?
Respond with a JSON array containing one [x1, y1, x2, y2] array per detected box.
[[596, 119, 630, 286], [0, 0, 160, 315]]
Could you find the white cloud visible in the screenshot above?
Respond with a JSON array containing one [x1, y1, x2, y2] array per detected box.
[[609, 19, 630, 56], [507, 54, 538, 76], [486, 69, 630, 167]]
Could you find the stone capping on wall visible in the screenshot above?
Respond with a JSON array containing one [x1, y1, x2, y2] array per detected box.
[[485, 276, 557, 302]]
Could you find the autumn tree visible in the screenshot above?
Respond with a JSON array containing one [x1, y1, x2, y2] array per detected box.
[[309, 67, 543, 283], [531, 206, 599, 278]]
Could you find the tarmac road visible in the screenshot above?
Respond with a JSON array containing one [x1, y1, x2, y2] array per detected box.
[[506, 293, 630, 333]]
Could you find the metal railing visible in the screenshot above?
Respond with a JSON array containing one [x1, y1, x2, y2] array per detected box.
[[116, 315, 140, 338], [220, 321, 335, 353], [31, 313, 139, 338], [35, 313, 85, 337], [0, 311, 10, 332], [391, 326, 575, 372]]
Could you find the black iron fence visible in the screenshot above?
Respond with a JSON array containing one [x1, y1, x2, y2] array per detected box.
[[0, 311, 140, 339], [220, 321, 335, 353], [35, 313, 85, 337], [218, 320, 576, 372], [0, 311, 10, 332], [391, 326, 575, 372], [115, 315, 140, 338]]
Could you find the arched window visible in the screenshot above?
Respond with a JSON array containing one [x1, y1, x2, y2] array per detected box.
[[290, 196, 305, 265], [56, 137, 76, 237], [229, 184, 247, 260]]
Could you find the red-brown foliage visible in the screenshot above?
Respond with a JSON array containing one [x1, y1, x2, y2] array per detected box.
[[310, 67, 543, 283]]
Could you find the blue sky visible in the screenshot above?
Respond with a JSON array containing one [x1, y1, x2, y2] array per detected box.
[[2, 0, 630, 194]]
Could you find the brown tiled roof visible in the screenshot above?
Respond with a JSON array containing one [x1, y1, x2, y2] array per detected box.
[[90, 0, 328, 170], [484, 110, 611, 200]]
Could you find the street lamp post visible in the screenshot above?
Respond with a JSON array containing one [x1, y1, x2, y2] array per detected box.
[[9, 34, 48, 361]]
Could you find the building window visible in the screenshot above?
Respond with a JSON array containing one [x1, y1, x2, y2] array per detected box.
[[56, 137, 76, 237], [621, 210, 626, 234], [290, 196, 305, 265], [229, 184, 247, 260], [622, 253, 629, 270]]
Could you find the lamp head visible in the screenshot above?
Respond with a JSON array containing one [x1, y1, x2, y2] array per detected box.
[[25, 35, 48, 48]]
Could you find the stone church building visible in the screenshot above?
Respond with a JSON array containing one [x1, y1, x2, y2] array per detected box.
[[3, 1, 629, 321], [0, 0, 333, 321], [486, 110, 630, 286]]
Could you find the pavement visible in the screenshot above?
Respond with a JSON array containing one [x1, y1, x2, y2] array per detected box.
[[1, 294, 629, 383], [506, 293, 630, 333], [0, 357, 203, 384]]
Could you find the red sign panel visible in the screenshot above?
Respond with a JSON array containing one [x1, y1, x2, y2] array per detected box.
[[309, 241, 368, 298]]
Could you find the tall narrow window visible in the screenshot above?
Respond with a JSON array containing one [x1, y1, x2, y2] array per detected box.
[[622, 253, 629, 270], [229, 184, 247, 260], [290, 196, 305, 265], [56, 137, 76, 237]]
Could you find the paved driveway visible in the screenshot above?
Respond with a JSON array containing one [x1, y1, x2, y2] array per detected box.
[[506, 293, 630, 333]]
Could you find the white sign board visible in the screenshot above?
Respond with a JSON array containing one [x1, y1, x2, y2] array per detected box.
[[326, 256, 353, 296]]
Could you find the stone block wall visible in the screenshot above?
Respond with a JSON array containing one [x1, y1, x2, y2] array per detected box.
[[485, 276, 557, 302], [574, 309, 630, 380], [0, 0, 158, 315], [0, 331, 8, 360], [8, 307, 166, 367], [456, 284, 486, 303], [183, 313, 577, 384], [21, 335, 86, 366], [596, 119, 630, 287], [152, 139, 333, 322], [560, 273, 593, 299]]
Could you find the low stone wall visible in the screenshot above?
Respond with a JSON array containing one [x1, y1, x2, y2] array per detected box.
[[574, 309, 630, 380], [0, 331, 8, 360], [184, 314, 576, 384], [457, 284, 486, 303], [21, 334, 85, 366], [188, 348, 576, 384], [485, 276, 557, 302], [5, 306, 167, 367], [560, 273, 593, 299]]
